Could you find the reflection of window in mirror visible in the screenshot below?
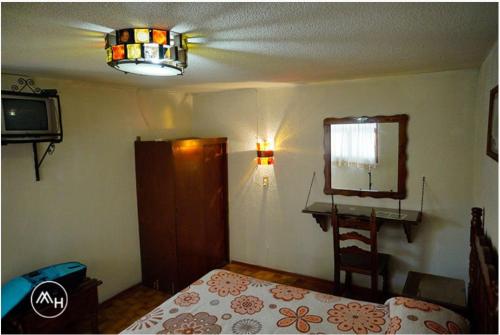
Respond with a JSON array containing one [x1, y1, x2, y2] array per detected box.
[[330, 122, 399, 192], [331, 123, 378, 168], [324, 114, 408, 199]]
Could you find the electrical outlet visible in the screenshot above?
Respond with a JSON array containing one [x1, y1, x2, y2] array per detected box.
[[263, 176, 269, 187]]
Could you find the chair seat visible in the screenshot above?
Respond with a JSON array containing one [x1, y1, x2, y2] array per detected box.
[[340, 252, 390, 274]]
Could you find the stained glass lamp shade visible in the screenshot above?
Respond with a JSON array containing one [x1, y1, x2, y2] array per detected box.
[[105, 28, 187, 76]]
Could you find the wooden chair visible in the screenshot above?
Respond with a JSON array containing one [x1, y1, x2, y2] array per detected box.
[[332, 205, 390, 301]]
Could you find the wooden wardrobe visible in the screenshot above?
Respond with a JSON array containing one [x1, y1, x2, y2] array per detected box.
[[134, 137, 229, 293]]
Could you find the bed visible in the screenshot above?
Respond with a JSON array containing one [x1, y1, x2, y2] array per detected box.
[[122, 208, 497, 334]]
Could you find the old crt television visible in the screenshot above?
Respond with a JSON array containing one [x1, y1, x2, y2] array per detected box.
[[1, 90, 62, 142]]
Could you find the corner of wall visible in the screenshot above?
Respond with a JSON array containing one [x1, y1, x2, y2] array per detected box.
[[472, 41, 498, 248]]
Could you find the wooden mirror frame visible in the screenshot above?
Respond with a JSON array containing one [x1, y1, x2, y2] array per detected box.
[[323, 114, 409, 199]]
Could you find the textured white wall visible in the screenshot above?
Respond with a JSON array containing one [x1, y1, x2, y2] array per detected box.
[[472, 42, 499, 248], [192, 70, 478, 292], [1, 76, 192, 301], [1, 67, 485, 299]]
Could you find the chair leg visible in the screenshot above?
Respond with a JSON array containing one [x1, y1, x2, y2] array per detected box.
[[382, 268, 389, 298], [345, 272, 352, 296], [334, 266, 341, 295], [371, 272, 378, 302]]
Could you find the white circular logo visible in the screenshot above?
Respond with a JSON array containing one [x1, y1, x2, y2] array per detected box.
[[30, 280, 68, 318]]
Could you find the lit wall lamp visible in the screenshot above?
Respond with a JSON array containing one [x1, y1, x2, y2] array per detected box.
[[256, 140, 274, 165]]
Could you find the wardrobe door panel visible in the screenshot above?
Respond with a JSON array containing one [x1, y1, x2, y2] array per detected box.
[[203, 143, 229, 269], [134, 142, 177, 292], [173, 144, 207, 290]]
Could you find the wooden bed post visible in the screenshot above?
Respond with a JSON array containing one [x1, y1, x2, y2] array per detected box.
[[468, 207, 498, 334]]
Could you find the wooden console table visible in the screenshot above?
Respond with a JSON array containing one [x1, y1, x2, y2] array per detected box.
[[302, 202, 421, 242]]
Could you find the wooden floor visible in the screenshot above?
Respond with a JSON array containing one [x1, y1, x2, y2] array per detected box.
[[98, 285, 170, 334], [224, 261, 336, 294], [98, 261, 376, 333], [227, 261, 381, 301]]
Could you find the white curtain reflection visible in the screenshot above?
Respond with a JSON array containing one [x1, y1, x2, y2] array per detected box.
[[331, 123, 377, 168]]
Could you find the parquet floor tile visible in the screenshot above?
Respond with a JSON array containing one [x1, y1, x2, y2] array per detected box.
[[98, 285, 170, 334]]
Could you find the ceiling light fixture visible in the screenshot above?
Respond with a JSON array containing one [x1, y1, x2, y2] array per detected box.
[[105, 28, 187, 76]]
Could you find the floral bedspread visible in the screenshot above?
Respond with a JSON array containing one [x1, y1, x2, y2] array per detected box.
[[122, 269, 469, 334]]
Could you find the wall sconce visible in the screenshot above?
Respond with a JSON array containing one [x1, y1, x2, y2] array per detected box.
[[256, 140, 274, 165]]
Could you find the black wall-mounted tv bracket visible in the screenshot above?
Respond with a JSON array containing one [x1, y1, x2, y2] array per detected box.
[[2, 76, 63, 181], [31, 141, 57, 181]]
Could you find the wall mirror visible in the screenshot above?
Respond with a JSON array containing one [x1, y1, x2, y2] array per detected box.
[[323, 114, 408, 199]]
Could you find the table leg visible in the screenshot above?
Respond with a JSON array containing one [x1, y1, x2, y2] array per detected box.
[[403, 223, 412, 243]]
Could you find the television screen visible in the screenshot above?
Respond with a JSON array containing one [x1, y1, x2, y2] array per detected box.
[[2, 98, 48, 131]]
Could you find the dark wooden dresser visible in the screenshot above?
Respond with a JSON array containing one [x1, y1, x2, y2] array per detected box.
[[2, 278, 102, 334], [134, 137, 229, 293]]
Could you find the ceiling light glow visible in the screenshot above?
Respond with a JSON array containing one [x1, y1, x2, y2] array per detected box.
[[152, 29, 168, 45], [112, 45, 125, 60], [105, 28, 187, 77], [134, 29, 150, 43], [116, 62, 182, 76], [127, 44, 142, 59]]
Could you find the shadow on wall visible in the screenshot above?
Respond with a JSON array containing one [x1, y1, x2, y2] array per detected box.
[[256, 86, 467, 288], [135, 88, 192, 139], [230, 151, 278, 202], [193, 70, 477, 291], [227, 148, 278, 265], [272, 87, 326, 156], [230, 151, 259, 202]]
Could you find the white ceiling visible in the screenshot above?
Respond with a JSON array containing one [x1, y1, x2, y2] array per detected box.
[[1, 2, 498, 91]]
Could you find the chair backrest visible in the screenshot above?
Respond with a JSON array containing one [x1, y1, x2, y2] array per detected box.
[[332, 205, 378, 273]]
